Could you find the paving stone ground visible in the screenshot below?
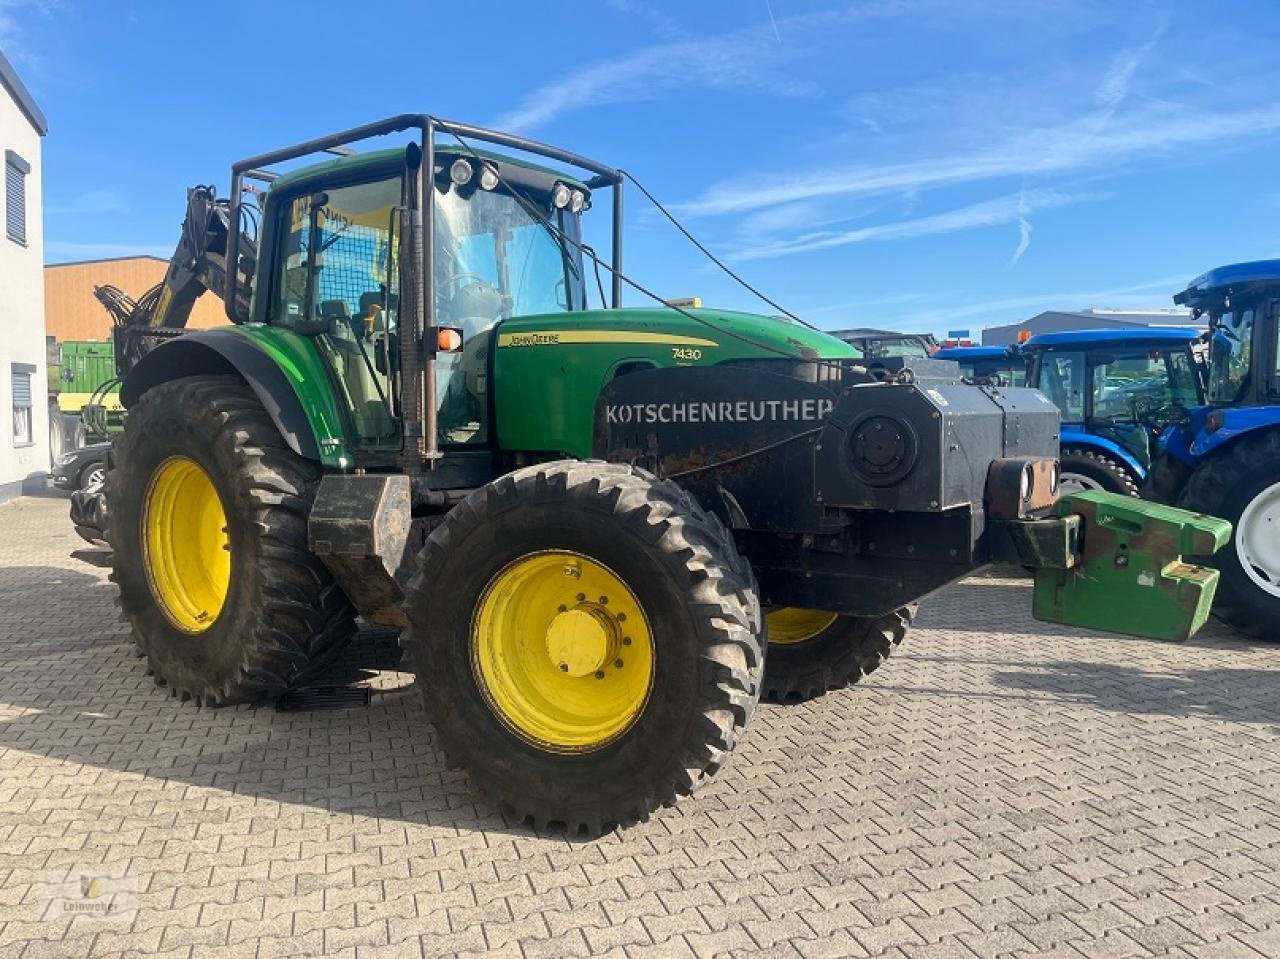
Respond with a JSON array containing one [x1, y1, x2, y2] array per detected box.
[[1, 491, 1278, 959]]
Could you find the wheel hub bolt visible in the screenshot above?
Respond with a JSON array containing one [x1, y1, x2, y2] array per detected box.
[[614, 659, 623, 668], [595, 670, 605, 679], [559, 663, 569, 672]]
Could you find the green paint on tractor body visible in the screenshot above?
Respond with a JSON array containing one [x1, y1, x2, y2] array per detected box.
[[224, 323, 356, 468], [492, 307, 859, 458]]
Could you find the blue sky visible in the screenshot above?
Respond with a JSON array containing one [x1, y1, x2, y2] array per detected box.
[[7, 0, 1280, 337]]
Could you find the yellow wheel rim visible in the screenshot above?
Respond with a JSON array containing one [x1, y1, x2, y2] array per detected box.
[[141, 456, 231, 634], [471, 550, 654, 754], [767, 607, 838, 645]]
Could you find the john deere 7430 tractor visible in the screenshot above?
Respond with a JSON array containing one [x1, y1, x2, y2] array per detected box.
[[77, 115, 1228, 834]]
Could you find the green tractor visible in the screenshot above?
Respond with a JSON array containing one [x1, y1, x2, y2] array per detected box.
[[74, 115, 1228, 834]]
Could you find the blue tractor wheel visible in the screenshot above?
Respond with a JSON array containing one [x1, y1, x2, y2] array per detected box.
[[1058, 447, 1140, 497], [1179, 431, 1280, 640]]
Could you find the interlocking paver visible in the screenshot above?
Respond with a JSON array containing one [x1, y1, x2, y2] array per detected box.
[[1, 493, 1279, 958]]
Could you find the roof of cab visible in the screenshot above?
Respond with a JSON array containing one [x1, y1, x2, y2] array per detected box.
[[268, 144, 590, 194], [1023, 327, 1201, 349], [1175, 259, 1280, 307], [932, 345, 1013, 360]]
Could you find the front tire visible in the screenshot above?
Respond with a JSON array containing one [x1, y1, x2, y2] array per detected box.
[[402, 462, 764, 835], [763, 607, 913, 703], [106, 375, 358, 704], [1180, 432, 1280, 640]]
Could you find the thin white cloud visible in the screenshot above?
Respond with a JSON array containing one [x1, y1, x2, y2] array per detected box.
[[729, 188, 1101, 261], [0, 0, 55, 66], [1094, 18, 1166, 108], [888, 273, 1197, 330], [1009, 186, 1032, 265], [683, 100, 1280, 218], [492, 15, 823, 132], [493, 1, 1020, 132], [605, 0, 683, 40], [45, 240, 171, 263]]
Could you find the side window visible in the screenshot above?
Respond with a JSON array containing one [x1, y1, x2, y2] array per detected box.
[[5, 150, 28, 245], [274, 177, 403, 448], [10, 363, 33, 446], [1040, 353, 1085, 421]]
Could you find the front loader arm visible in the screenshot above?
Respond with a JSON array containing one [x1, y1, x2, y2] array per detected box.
[[94, 185, 257, 379]]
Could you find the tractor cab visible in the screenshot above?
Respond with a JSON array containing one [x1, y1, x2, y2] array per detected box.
[[1022, 328, 1203, 494], [931, 345, 1026, 387], [1174, 260, 1280, 414], [830, 328, 938, 360], [1143, 260, 1280, 637], [248, 139, 598, 457]]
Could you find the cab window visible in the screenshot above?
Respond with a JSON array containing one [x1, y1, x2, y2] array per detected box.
[[1039, 352, 1085, 422], [1207, 308, 1254, 404], [274, 176, 403, 448]]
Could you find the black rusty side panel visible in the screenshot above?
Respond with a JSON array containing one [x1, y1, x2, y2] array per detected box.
[[595, 365, 838, 533], [309, 474, 413, 628], [735, 510, 980, 617]]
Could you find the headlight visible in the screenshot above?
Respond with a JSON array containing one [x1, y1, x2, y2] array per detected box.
[[1020, 463, 1034, 501], [1050, 462, 1060, 495], [478, 163, 499, 191], [570, 189, 587, 213], [551, 182, 571, 209], [449, 158, 473, 187], [56, 451, 76, 467]]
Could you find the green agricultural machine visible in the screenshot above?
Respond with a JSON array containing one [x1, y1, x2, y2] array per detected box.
[[72, 115, 1229, 834]]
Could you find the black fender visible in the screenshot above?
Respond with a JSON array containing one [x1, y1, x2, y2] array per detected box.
[[119, 330, 322, 461]]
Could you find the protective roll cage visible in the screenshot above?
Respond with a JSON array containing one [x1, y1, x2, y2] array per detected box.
[[224, 114, 626, 467]]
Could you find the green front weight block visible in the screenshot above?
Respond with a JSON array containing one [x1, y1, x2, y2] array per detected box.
[[1032, 490, 1232, 642]]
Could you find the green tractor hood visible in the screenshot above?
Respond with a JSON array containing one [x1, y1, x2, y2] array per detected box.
[[492, 306, 859, 458]]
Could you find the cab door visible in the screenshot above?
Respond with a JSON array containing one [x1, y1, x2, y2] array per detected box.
[[271, 174, 404, 452]]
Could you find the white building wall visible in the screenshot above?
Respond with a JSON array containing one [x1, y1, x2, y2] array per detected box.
[[0, 87, 45, 501]]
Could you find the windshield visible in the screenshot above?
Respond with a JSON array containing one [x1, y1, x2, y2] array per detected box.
[[434, 185, 587, 335], [1207, 308, 1254, 403], [864, 337, 930, 359]]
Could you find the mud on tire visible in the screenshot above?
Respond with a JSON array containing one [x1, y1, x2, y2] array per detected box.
[[106, 375, 357, 704], [401, 461, 765, 835], [763, 607, 914, 704]]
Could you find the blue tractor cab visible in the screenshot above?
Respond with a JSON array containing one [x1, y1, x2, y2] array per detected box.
[[1146, 259, 1280, 638], [932, 345, 1026, 387], [1021, 328, 1204, 497]]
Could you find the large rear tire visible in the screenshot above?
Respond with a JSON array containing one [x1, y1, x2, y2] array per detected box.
[[763, 607, 914, 703], [1180, 431, 1280, 640], [106, 375, 358, 704], [401, 461, 764, 835]]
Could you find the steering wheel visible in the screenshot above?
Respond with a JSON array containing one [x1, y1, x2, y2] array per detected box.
[[1129, 393, 1174, 432]]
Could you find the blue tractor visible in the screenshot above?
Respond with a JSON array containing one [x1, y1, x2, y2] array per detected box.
[[1020, 328, 1204, 496], [932, 345, 1026, 387], [1146, 260, 1280, 638]]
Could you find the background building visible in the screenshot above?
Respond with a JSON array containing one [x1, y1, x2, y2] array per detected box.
[[982, 309, 1197, 346], [0, 50, 48, 502], [44, 254, 225, 341]]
